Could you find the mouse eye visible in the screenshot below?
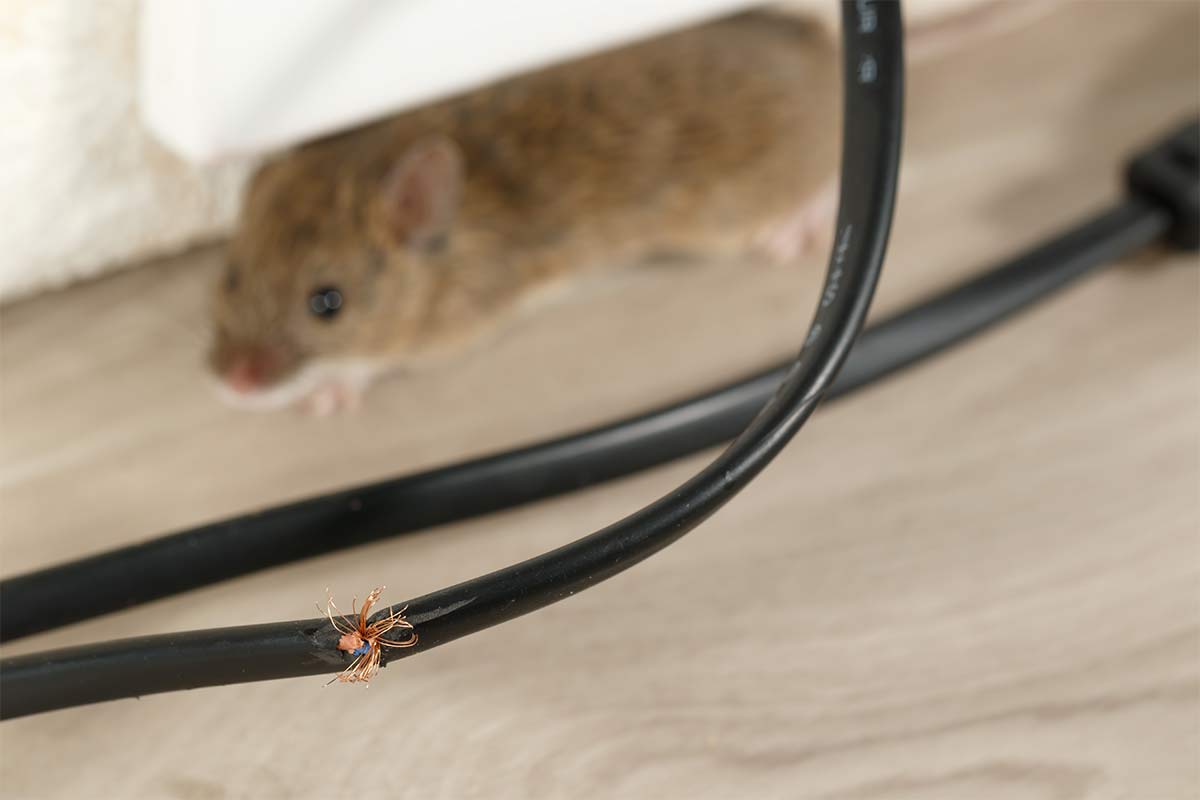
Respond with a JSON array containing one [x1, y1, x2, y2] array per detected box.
[[308, 286, 344, 320], [223, 264, 240, 292]]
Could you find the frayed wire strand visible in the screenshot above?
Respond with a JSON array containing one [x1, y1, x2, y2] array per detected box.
[[321, 586, 417, 685]]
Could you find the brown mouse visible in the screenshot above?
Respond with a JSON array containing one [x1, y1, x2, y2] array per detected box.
[[209, 3, 1045, 414], [209, 11, 840, 413]]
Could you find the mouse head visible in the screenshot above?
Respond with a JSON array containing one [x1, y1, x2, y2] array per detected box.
[[209, 136, 464, 408]]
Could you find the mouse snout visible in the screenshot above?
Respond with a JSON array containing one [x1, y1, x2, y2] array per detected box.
[[212, 341, 294, 395], [225, 349, 276, 393]]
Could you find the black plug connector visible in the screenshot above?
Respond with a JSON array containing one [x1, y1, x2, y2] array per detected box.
[[1126, 118, 1199, 251]]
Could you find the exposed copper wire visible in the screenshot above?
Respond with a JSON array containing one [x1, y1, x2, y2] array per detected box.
[[322, 587, 417, 684]]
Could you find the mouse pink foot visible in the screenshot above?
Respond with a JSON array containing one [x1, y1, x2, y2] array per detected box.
[[751, 181, 838, 265], [300, 381, 363, 416]]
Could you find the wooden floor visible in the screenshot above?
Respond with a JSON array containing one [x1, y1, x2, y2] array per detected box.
[[2, 4, 1198, 798]]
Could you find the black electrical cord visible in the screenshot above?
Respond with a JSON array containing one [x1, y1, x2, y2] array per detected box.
[[0, 197, 1172, 644], [0, 199, 1182, 721], [0, 1, 903, 719]]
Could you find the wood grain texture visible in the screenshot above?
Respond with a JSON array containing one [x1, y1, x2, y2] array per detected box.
[[1, 3, 1198, 798]]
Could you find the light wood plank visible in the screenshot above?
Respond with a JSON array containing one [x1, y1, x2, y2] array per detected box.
[[1, 3, 1197, 798]]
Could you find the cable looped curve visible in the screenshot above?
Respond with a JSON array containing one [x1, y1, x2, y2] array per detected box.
[[0, 0, 904, 719]]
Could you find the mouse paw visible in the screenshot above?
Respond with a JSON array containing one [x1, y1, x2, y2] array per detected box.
[[752, 181, 838, 265], [299, 382, 363, 416]]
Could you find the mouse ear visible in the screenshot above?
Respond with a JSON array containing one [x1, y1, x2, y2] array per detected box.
[[381, 136, 464, 250]]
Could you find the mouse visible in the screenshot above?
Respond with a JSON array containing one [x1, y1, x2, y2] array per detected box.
[[208, 11, 840, 414], [209, 3, 1046, 414]]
